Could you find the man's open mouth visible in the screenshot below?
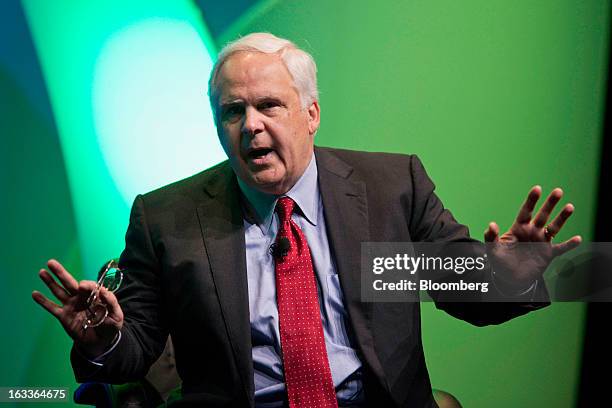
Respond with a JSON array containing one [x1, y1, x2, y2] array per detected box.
[[247, 148, 274, 161]]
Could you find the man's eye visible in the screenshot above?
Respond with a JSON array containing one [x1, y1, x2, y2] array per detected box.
[[222, 106, 243, 120]]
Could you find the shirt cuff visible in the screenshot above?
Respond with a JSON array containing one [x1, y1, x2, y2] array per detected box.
[[76, 330, 122, 367]]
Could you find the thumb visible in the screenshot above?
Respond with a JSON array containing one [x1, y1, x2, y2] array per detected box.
[[99, 287, 124, 328]]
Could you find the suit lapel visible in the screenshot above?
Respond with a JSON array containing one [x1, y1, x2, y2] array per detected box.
[[315, 147, 390, 393], [194, 151, 390, 403], [196, 163, 254, 404]]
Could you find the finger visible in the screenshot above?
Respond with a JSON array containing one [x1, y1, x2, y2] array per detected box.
[[31, 290, 62, 319], [532, 188, 563, 228], [78, 280, 100, 300], [39, 269, 70, 303], [484, 222, 499, 243], [47, 259, 79, 294], [515, 186, 542, 224], [552, 235, 582, 257], [99, 287, 123, 323], [72, 280, 100, 309], [545, 203, 575, 239], [78, 280, 98, 293]]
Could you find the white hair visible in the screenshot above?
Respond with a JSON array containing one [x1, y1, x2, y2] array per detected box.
[[208, 32, 319, 113]]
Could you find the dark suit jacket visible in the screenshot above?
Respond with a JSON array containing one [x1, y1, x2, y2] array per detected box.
[[72, 146, 549, 407]]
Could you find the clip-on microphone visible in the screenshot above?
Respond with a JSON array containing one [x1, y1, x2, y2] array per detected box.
[[270, 237, 291, 259]]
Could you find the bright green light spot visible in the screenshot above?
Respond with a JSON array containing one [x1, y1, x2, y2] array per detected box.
[[93, 18, 224, 203], [22, 1, 222, 274]]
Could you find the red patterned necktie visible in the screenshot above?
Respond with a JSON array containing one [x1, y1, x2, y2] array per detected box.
[[274, 196, 338, 408]]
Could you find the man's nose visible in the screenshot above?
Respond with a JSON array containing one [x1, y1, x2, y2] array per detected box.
[[241, 106, 264, 136]]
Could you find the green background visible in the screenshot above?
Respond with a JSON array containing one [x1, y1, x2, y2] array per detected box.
[[223, 2, 607, 406], [2, 0, 609, 406]]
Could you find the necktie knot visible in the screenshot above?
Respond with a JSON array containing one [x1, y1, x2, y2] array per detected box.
[[275, 196, 295, 223]]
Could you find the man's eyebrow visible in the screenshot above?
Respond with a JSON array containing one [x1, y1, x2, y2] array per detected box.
[[220, 96, 284, 108], [254, 96, 285, 105], [219, 100, 243, 108]]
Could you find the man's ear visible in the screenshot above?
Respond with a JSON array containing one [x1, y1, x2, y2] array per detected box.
[[306, 101, 321, 135]]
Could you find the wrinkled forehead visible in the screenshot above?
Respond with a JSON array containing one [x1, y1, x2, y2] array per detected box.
[[213, 51, 299, 103]]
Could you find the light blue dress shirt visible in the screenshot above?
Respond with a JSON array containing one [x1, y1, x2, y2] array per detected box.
[[238, 154, 364, 407]]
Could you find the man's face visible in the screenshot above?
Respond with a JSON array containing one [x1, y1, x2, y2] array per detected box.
[[214, 51, 320, 195]]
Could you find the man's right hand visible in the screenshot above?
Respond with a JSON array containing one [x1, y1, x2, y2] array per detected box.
[[32, 259, 124, 358]]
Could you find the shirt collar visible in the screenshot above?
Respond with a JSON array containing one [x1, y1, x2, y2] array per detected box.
[[237, 153, 319, 235]]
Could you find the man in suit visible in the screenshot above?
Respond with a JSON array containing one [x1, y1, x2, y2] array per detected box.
[[33, 33, 581, 407]]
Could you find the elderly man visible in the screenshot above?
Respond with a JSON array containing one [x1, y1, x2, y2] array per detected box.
[[33, 33, 580, 407]]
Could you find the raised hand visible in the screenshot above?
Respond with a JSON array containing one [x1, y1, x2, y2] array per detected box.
[[484, 186, 582, 288], [32, 259, 124, 357]]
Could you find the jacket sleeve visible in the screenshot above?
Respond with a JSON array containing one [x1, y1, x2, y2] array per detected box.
[[407, 154, 550, 326], [71, 195, 169, 383]]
